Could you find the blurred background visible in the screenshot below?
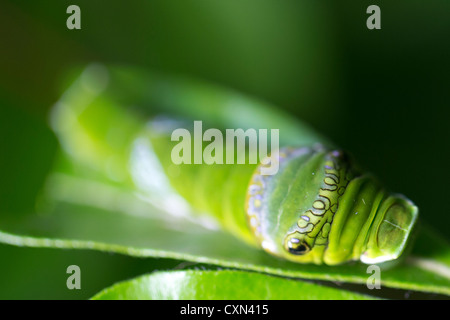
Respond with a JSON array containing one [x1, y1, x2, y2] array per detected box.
[[0, 0, 449, 299]]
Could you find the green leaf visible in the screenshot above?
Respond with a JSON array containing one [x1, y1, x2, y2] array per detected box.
[[91, 270, 376, 300], [1, 67, 449, 299], [0, 172, 449, 297]]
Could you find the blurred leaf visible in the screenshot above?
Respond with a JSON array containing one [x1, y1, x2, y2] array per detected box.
[[91, 270, 376, 300]]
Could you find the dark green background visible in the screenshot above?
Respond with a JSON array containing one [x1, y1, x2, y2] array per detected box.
[[0, 1, 449, 299]]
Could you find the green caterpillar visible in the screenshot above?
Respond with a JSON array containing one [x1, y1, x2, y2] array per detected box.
[[51, 64, 418, 266]]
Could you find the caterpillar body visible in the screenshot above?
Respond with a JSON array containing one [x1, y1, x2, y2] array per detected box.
[[51, 65, 418, 266]]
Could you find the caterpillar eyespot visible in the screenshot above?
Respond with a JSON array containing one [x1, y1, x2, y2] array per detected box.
[[52, 65, 419, 266], [286, 237, 310, 255]]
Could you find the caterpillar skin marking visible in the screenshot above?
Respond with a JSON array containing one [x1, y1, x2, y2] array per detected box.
[[246, 146, 418, 265], [52, 65, 419, 266]]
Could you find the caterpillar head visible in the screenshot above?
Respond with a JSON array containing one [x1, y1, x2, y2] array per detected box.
[[245, 145, 418, 265]]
